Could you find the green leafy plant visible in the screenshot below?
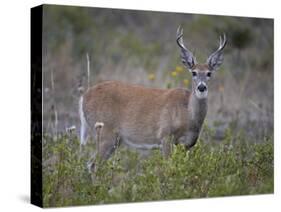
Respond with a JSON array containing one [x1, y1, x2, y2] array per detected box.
[[43, 128, 273, 207]]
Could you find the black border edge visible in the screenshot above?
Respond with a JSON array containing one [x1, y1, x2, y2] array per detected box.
[[31, 5, 43, 208]]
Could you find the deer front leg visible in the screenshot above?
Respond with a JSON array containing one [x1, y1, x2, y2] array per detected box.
[[161, 135, 173, 159]]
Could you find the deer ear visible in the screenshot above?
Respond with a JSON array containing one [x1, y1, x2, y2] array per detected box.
[[180, 48, 196, 70], [207, 34, 227, 71], [176, 26, 196, 70], [207, 52, 224, 71]]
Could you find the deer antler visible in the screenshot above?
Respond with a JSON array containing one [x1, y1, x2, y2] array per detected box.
[[207, 34, 227, 70], [176, 26, 196, 70]]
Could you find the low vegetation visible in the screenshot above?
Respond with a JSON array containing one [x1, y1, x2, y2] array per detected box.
[[42, 126, 273, 207]]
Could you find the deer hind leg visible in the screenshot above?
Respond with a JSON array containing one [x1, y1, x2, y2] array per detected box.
[[87, 128, 120, 174], [177, 133, 199, 150]]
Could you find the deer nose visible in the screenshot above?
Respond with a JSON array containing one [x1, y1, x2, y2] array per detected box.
[[198, 84, 207, 92]]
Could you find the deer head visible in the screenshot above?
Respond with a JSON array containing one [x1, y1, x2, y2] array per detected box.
[[176, 26, 227, 99]]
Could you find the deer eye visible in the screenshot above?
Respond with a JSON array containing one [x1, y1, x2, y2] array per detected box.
[[207, 72, 212, 77], [192, 71, 197, 77]]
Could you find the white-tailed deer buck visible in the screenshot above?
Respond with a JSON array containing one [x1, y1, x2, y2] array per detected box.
[[79, 26, 227, 172]]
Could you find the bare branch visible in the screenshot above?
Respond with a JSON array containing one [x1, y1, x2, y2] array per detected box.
[[86, 53, 90, 89]]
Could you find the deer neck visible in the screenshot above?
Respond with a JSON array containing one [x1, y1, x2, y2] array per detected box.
[[188, 86, 208, 127]]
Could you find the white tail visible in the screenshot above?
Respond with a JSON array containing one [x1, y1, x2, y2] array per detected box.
[[79, 96, 88, 146], [80, 26, 227, 173]]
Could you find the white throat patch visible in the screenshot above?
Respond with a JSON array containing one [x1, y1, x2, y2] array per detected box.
[[195, 88, 208, 99]]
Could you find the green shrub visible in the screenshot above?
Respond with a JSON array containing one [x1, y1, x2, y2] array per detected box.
[[42, 129, 273, 207]]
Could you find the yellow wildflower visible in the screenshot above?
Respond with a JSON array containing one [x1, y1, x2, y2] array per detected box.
[[148, 73, 155, 81], [171, 71, 177, 77], [175, 66, 184, 73], [183, 79, 189, 87]]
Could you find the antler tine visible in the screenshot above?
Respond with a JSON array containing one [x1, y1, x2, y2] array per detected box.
[[219, 33, 227, 50], [211, 34, 227, 56], [176, 26, 186, 50]]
